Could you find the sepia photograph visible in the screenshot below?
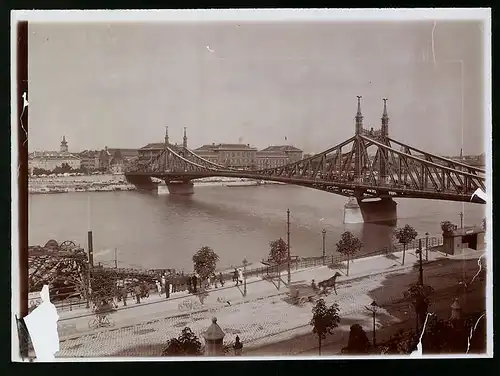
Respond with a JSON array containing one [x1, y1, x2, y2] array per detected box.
[[12, 9, 491, 361]]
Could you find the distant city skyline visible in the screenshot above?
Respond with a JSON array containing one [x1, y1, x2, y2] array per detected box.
[[28, 20, 486, 156], [28, 134, 483, 158]]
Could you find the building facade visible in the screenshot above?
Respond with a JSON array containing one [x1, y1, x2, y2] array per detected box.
[[138, 143, 165, 163], [79, 150, 100, 171], [255, 145, 303, 169], [99, 147, 139, 173], [28, 137, 81, 174], [193, 143, 258, 169], [134, 140, 303, 171]]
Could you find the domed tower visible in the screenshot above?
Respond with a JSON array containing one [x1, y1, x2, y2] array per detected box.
[[60, 136, 68, 153]]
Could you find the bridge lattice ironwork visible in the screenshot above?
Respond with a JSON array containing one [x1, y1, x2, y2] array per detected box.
[[126, 97, 486, 204]]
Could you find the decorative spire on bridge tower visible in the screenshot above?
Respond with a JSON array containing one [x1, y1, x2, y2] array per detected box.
[[381, 98, 389, 138], [355, 96, 363, 135], [183, 127, 188, 148], [380, 99, 389, 183], [164, 125, 169, 145]]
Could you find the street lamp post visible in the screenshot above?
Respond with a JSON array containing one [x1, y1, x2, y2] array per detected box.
[[416, 239, 424, 286], [365, 301, 379, 346], [242, 258, 248, 297], [287, 209, 291, 285], [322, 229, 326, 266], [460, 212, 464, 229], [425, 232, 429, 261]]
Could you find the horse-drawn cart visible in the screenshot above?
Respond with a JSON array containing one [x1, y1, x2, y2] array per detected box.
[[288, 284, 322, 306]]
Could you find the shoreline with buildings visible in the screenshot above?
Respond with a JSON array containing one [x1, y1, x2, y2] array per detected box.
[[29, 135, 484, 179], [28, 175, 285, 194]]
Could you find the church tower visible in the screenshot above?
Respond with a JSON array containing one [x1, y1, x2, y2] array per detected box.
[[183, 127, 188, 148], [60, 136, 68, 153]]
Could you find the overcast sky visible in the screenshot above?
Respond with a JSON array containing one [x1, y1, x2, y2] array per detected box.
[[28, 20, 485, 156]]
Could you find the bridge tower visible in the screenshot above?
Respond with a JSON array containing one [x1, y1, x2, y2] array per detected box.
[[379, 98, 389, 184], [354, 96, 363, 183], [164, 125, 170, 171], [344, 96, 397, 225]]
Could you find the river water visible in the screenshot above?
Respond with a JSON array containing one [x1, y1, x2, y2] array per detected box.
[[28, 184, 485, 272]]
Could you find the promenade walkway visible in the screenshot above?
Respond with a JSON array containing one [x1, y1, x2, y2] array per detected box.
[[55, 248, 484, 357]]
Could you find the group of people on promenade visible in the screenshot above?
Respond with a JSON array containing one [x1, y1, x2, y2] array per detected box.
[[107, 267, 247, 309], [153, 270, 229, 298]]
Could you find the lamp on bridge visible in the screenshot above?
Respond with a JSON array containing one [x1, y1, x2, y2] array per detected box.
[[322, 229, 326, 266], [365, 301, 379, 346], [425, 232, 429, 261], [287, 209, 291, 285], [415, 239, 424, 286], [242, 257, 248, 297]]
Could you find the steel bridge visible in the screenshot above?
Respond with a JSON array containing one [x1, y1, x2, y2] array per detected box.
[[125, 97, 486, 223]]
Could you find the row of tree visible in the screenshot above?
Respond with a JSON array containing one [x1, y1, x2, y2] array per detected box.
[[190, 223, 423, 290], [31, 162, 90, 176]]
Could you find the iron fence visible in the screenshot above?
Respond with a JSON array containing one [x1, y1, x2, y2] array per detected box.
[[34, 235, 444, 311]]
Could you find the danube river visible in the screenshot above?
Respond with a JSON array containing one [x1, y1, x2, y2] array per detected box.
[[28, 184, 485, 272]]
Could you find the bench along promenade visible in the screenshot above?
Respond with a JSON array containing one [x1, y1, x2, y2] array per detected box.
[[54, 244, 485, 357]]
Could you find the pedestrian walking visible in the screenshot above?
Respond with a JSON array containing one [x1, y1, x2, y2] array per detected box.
[[187, 274, 193, 293], [134, 285, 141, 304], [219, 272, 225, 287], [192, 274, 198, 293], [156, 280, 161, 296], [233, 336, 243, 356], [180, 272, 186, 291], [233, 269, 239, 286], [161, 274, 166, 295], [172, 274, 178, 293], [238, 268, 244, 286], [165, 279, 171, 299], [121, 287, 128, 306]]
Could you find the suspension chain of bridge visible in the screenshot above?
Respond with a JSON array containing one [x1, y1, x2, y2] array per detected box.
[[125, 97, 485, 204]]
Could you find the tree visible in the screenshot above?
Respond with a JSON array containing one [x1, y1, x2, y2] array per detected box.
[[440, 221, 456, 234], [403, 283, 434, 332], [268, 238, 288, 264], [269, 238, 288, 288], [309, 298, 341, 355], [162, 327, 203, 356], [343, 324, 371, 354], [192, 246, 219, 282], [335, 231, 362, 276], [394, 224, 418, 265]]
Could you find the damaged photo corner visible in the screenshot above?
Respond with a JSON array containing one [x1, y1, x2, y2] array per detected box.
[[11, 8, 492, 362]]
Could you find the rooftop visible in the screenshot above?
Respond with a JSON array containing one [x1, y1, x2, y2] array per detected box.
[[194, 143, 257, 151], [260, 145, 303, 153], [139, 143, 166, 150], [447, 226, 485, 237], [29, 151, 80, 160]]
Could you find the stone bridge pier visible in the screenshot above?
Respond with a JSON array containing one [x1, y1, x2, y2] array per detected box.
[[165, 180, 194, 195], [125, 174, 159, 191], [343, 196, 397, 225]]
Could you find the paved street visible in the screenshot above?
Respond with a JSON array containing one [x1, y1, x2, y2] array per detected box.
[[246, 255, 487, 356], [55, 248, 485, 357]]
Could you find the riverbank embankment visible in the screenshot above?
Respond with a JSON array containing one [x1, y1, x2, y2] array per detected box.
[[29, 175, 284, 194]]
